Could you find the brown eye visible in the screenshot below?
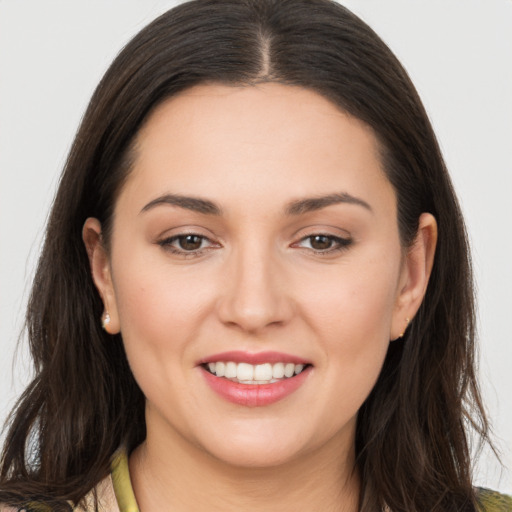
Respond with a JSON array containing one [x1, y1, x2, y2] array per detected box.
[[178, 234, 204, 251], [294, 234, 352, 254], [158, 231, 222, 257], [158, 233, 214, 254], [309, 235, 334, 250]]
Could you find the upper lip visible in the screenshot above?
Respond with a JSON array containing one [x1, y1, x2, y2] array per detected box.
[[197, 350, 311, 366]]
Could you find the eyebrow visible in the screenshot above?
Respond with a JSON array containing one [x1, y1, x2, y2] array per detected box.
[[140, 194, 222, 215], [285, 192, 373, 215], [140, 191, 372, 217]]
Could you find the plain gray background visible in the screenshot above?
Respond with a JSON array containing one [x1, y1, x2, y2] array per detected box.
[[1, 0, 511, 493]]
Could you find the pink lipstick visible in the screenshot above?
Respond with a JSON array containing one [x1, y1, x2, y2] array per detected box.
[[198, 351, 312, 407]]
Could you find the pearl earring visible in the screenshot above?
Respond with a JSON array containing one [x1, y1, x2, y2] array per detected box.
[[102, 312, 111, 330]]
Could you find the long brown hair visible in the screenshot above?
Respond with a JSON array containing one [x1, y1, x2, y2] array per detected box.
[[0, 1, 490, 510]]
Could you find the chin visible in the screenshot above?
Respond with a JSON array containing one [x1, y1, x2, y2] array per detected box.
[[188, 418, 324, 470], [205, 439, 307, 470]]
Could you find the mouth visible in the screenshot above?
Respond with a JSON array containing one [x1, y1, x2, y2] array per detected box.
[[203, 361, 310, 385], [198, 351, 312, 407]]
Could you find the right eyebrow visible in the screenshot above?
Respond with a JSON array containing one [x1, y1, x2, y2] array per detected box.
[[139, 194, 223, 215], [285, 192, 373, 216]]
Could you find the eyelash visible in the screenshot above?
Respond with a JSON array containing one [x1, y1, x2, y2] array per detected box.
[[158, 233, 353, 257], [293, 234, 353, 254], [158, 233, 218, 258]]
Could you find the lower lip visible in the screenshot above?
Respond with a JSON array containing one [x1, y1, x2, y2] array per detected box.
[[201, 366, 311, 407]]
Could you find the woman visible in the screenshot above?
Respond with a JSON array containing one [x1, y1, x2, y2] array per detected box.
[[0, 0, 510, 510]]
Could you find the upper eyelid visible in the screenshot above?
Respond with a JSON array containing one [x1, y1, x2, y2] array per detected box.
[[290, 223, 351, 238], [158, 234, 220, 258], [157, 226, 220, 242], [294, 233, 352, 244], [291, 233, 353, 253], [298, 231, 351, 239], [160, 233, 217, 246], [161, 232, 211, 240]]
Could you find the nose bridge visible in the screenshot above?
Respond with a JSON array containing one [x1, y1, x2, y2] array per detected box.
[[217, 237, 291, 332]]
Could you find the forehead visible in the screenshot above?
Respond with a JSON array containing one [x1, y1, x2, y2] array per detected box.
[[118, 83, 394, 217]]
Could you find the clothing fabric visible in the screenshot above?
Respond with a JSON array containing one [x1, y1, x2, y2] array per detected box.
[[109, 449, 139, 512], [477, 488, 512, 512]]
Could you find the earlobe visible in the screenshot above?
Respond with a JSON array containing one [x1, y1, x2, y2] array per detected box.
[[390, 213, 438, 340], [82, 218, 120, 334]]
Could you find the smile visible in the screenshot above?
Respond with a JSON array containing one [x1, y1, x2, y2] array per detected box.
[[205, 361, 307, 384], [199, 351, 312, 407]]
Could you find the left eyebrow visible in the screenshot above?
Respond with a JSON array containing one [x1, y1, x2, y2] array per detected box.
[[140, 194, 223, 215], [285, 192, 373, 215]]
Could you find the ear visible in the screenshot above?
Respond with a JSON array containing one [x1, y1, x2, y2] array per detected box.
[[82, 218, 120, 334], [390, 213, 438, 340]]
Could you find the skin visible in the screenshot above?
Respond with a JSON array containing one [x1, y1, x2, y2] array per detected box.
[[83, 83, 437, 511]]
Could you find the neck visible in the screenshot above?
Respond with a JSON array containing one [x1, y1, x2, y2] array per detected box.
[[129, 423, 360, 512]]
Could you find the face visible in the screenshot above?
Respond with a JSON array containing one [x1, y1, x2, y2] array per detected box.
[[85, 83, 434, 470]]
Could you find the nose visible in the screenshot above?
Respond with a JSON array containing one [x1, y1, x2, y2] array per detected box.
[[216, 243, 294, 333]]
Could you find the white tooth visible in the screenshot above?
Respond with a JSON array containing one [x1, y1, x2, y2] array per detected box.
[[215, 362, 226, 377], [294, 364, 305, 375], [242, 379, 277, 385], [254, 363, 272, 381], [284, 363, 295, 378], [208, 362, 216, 373], [237, 362, 254, 381], [272, 362, 285, 379], [225, 361, 237, 378]]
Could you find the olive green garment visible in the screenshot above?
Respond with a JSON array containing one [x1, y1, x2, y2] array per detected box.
[[477, 487, 512, 512]]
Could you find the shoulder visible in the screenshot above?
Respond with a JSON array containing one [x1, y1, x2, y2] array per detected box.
[[477, 488, 512, 512]]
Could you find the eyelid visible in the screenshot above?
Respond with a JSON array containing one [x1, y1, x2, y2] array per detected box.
[[157, 230, 222, 258], [290, 230, 353, 255]]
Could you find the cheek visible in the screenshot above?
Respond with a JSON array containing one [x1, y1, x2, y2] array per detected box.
[[113, 234, 216, 321], [111, 266, 208, 415], [300, 257, 400, 345], [110, 254, 211, 365], [297, 254, 400, 405]]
